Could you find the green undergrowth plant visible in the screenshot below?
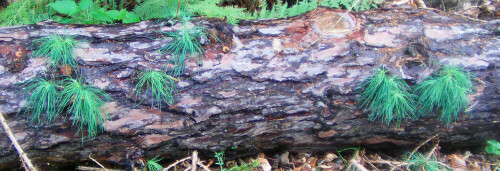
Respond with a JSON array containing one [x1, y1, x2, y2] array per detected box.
[[188, 0, 252, 25], [405, 152, 445, 171], [358, 68, 416, 126], [59, 77, 112, 139], [414, 65, 474, 126], [20, 78, 60, 126], [31, 34, 80, 70], [215, 151, 225, 171], [0, 0, 56, 26], [486, 140, 500, 155], [160, 18, 206, 76], [320, 0, 377, 11], [49, 0, 140, 24], [134, 0, 191, 20], [227, 160, 260, 171], [146, 156, 163, 171], [133, 69, 178, 109]]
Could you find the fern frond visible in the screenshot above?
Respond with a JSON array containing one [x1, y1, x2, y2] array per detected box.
[[0, 0, 55, 26], [187, 0, 251, 25], [134, 0, 189, 20]]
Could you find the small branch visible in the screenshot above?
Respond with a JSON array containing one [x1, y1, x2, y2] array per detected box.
[[406, 133, 439, 162], [163, 156, 191, 171], [89, 154, 107, 171], [0, 111, 38, 171], [414, 0, 427, 8], [349, 158, 369, 171], [76, 166, 123, 171], [425, 139, 440, 159], [197, 161, 211, 171], [191, 151, 197, 171]]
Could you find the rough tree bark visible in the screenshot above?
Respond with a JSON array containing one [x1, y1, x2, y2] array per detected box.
[[0, 7, 498, 169]]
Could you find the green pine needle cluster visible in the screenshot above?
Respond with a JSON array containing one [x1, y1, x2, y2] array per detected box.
[[21, 77, 111, 139], [59, 78, 112, 139], [0, 0, 55, 26], [415, 66, 474, 126], [160, 18, 206, 76], [21, 78, 60, 126], [146, 156, 163, 171], [406, 152, 444, 171], [359, 65, 474, 126], [31, 34, 80, 69], [359, 68, 415, 126], [133, 69, 178, 109]]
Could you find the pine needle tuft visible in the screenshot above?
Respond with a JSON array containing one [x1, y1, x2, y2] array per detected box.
[[414, 65, 474, 126], [59, 78, 111, 139], [358, 68, 416, 126]]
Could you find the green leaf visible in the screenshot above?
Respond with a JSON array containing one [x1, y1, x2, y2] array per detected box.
[[89, 8, 113, 23], [78, 0, 93, 10], [106, 9, 127, 20], [123, 12, 140, 23], [49, 0, 79, 15], [486, 140, 500, 155]]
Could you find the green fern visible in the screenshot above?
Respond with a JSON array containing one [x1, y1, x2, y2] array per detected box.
[[287, 0, 317, 17], [160, 18, 206, 76], [134, 0, 190, 20], [187, 0, 252, 25], [31, 34, 80, 70], [132, 69, 177, 109], [253, 0, 288, 19], [320, 0, 376, 11], [20, 78, 60, 126], [358, 68, 416, 126], [0, 0, 55, 26], [59, 78, 111, 139], [414, 65, 474, 126]]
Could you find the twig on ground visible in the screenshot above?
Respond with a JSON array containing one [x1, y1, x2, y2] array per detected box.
[[197, 161, 211, 171], [191, 151, 197, 171], [163, 157, 191, 171], [89, 154, 107, 171], [76, 166, 123, 171], [362, 156, 380, 171], [406, 133, 439, 162], [425, 138, 440, 159], [350, 158, 369, 171], [0, 111, 38, 171]]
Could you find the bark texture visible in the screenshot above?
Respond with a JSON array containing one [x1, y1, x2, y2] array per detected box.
[[0, 7, 498, 169]]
